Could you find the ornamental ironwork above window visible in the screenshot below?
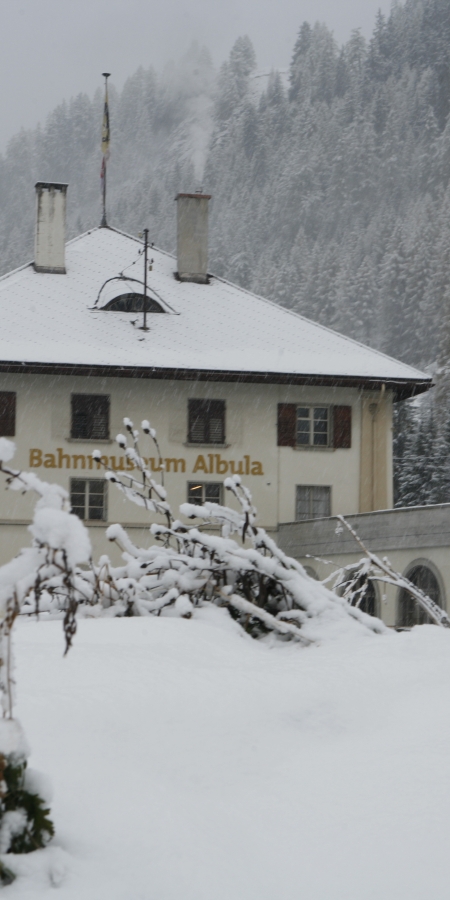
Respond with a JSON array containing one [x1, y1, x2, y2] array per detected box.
[[100, 292, 164, 313]]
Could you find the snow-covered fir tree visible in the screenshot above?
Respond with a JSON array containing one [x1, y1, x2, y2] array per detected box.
[[394, 397, 450, 508]]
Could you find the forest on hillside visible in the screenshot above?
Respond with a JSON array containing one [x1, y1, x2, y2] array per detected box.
[[1, 0, 450, 506]]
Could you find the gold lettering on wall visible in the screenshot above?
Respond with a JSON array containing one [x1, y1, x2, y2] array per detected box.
[[30, 449, 42, 467], [193, 454, 208, 473], [58, 448, 70, 468], [28, 448, 265, 476], [165, 458, 186, 473]]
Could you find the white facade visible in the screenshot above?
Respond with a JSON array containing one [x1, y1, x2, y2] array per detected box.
[[0, 373, 380, 562]]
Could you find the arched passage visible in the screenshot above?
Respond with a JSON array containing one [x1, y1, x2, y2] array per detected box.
[[397, 561, 445, 627]]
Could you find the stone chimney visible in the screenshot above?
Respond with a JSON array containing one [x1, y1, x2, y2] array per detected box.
[[34, 182, 68, 274], [176, 192, 211, 283]]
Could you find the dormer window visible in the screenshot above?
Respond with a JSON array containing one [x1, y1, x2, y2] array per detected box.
[[101, 292, 164, 313]]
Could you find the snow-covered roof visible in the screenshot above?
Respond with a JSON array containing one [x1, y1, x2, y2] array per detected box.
[[0, 226, 430, 397]]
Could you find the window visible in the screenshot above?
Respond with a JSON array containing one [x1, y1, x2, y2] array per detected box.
[[101, 293, 164, 313], [0, 392, 15, 436], [70, 479, 107, 521], [296, 407, 329, 447], [187, 482, 223, 506], [71, 394, 110, 440], [397, 564, 444, 627], [296, 485, 331, 520], [277, 404, 351, 449], [188, 400, 225, 444]]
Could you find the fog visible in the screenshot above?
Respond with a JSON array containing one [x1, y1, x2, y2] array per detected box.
[[0, 0, 392, 150]]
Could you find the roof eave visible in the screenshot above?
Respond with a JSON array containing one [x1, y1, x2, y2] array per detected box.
[[0, 361, 432, 399]]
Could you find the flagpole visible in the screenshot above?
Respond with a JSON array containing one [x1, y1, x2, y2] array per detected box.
[[142, 228, 149, 331], [101, 72, 111, 227], [101, 157, 107, 227]]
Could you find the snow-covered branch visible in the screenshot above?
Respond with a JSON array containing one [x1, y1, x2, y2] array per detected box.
[[333, 515, 450, 628]]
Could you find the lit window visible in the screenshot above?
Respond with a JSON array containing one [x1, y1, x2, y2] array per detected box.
[[296, 407, 329, 447], [70, 479, 107, 521], [71, 395, 110, 440], [188, 400, 225, 444], [187, 482, 223, 506], [101, 293, 164, 312], [296, 485, 331, 520]]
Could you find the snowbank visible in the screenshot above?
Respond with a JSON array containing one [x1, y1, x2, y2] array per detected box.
[[5, 613, 450, 899]]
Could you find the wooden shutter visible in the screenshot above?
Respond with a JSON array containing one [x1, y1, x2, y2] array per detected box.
[[277, 403, 296, 447], [90, 396, 110, 440], [206, 400, 225, 444], [188, 399, 225, 443], [0, 392, 16, 436], [333, 406, 352, 449], [188, 400, 205, 443]]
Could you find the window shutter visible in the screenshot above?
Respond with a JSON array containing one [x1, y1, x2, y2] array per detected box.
[[333, 406, 352, 449], [0, 392, 16, 436], [90, 396, 110, 440], [188, 399, 205, 443], [277, 404, 296, 447], [188, 399, 225, 444], [71, 394, 109, 440]]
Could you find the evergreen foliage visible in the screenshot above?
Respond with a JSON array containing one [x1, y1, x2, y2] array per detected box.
[[205, 2, 450, 370], [0, 756, 54, 855], [394, 398, 450, 507]]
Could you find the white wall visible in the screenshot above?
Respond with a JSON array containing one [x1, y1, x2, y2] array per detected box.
[[0, 372, 389, 563]]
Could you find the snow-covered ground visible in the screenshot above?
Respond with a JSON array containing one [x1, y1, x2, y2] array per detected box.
[[4, 611, 450, 898]]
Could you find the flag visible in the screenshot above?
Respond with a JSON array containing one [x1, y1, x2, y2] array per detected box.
[[101, 83, 110, 159]]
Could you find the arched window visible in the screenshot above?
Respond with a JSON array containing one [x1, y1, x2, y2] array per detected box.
[[397, 563, 443, 627], [101, 293, 164, 313]]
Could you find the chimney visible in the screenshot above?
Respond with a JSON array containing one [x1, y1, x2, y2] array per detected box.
[[34, 182, 68, 274], [176, 192, 211, 283]]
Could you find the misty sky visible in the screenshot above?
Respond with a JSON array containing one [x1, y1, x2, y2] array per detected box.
[[0, 0, 392, 150]]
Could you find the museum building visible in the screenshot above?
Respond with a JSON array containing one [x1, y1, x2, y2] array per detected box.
[[0, 182, 431, 578]]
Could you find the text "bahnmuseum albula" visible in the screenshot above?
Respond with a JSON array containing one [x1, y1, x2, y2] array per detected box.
[[29, 449, 265, 476]]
